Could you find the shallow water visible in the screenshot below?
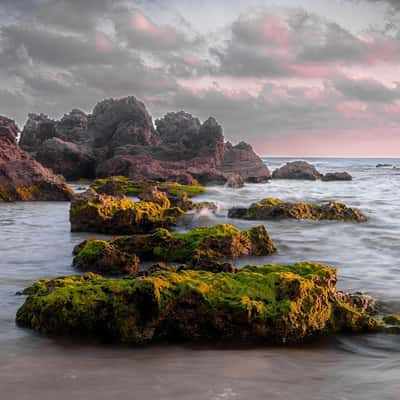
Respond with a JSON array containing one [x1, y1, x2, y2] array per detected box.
[[1, 157, 400, 399]]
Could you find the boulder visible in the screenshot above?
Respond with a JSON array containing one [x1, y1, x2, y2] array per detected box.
[[16, 262, 382, 345], [69, 188, 184, 234], [72, 224, 276, 274], [272, 161, 322, 180], [322, 172, 352, 182], [228, 198, 367, 222], [222, 141, 271, 183], [0, 115, 73, 201], [35, 138, 95, 180]]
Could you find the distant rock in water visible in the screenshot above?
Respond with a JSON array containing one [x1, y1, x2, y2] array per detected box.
[[321, 172, 352, 181], [272, 161, 322, 180], [0, 115, 73, 202], [19, 96, 270, 185], [376, 163, 392, 168], [228, 198, 367, 222]]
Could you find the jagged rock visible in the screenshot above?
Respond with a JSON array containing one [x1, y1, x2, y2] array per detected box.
[[16, 263, 382, 345], [222, 141, 271, 183], [322, 172, 352, 182], [228, 198, 367, 222], [69, 188, 184, 234], [0, 115, 73, 202], [72, 224, 276, 274], [20, 96, 268, 185], [272, 161, 322, 180], [336, 291, 377, 314]]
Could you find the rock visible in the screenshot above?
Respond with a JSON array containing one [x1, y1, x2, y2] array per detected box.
[[322, 172, 352, 182], [69, 188, 184, 234], [336, 291, 378, 314], [88, 96, 160, 148], [35, 138, 95, 180], [72, 239, 139, 275], [228, 198, 367, 222], [272, 161, 322, 180], [383, 314, 400, 326], [73, 224, 276, 273], [16, 262, 382, 345], [0, 115, 73, 202], [222, 141, 271, 183], [20, 96, 268, 185], [376, 163, 392, 168], [138, 185, 171, 209]]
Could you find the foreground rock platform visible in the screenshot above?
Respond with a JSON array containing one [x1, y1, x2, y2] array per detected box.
[[228, 198, 367, 222], [16, 263, 381, 345], [72, 224, 276, 274], [70, 189, 184, 234], [0, 115, 73, 202]]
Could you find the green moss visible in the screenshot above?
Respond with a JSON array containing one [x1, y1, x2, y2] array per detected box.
[[70, 192, 185, 234], [16, 263, 381, 345], [229, 198, 367, 222], [76, 240, 110, 258], [383, 314, 400, 325], [90, 176, 205, 198], [107, 223, 276, 267]]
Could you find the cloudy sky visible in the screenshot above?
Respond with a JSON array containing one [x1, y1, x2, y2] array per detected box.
[[1, 0, 400, 156]]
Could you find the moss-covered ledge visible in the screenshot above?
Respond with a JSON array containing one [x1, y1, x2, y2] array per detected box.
[[72, 224, 277, 274], [16, 262, 382, 345], [91, 176, 205, 198], [228, 198, 367, 222], [69, 188, 184, 234]]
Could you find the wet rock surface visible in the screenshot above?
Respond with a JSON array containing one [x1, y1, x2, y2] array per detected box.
[[0, 115, 73, 201]]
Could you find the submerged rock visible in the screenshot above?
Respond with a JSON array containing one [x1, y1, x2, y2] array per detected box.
[[272, 161, 322, 180], [72, 224, 276, 274], [0, 115, 73, 202], [376, 164, 392, 168], [382, 314, 400, 326], [321, 172, 352, 182], [16, 263, 382, 345], [228, 198, 367, 222], [69, 189, 184, 234]]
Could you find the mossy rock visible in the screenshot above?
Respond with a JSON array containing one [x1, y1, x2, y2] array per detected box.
[[228, 198, 367, 222], [91, 176, 205, 198], [16, 263, 381, 345], [383, 314, 400, 326], [73, 240, 139, 275], [69, 189, 185, 234], [73, 224, 277, 274]]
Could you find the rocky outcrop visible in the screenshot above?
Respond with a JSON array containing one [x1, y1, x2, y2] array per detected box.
[[272, 161, 322, 180], [19, 96, 269, 185], [222, 141, 270, 182], [72, 224, 276, 274], [321, 172, 352, 182], [69, 188, 184, 234], [0, 115, 73, 202], [228, 198, 367, 222], [16, 262, 382, 345]]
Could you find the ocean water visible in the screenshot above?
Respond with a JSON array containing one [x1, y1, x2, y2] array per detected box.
[[1, 158, 400, 400]]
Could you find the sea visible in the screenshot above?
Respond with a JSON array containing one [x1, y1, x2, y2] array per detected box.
[[1, 158, 399, 400]]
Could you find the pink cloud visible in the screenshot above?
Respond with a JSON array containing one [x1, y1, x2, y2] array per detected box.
[[95, 34, 111, 51], [336, 101, 368, 118], [259, 16, 292, 49]]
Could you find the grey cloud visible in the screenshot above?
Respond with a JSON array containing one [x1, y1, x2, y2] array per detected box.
[[333, 78, 400, 103], [1, 25, 132, 67]]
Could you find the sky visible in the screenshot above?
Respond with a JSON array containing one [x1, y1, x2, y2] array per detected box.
[[0, 0, 400, 156]]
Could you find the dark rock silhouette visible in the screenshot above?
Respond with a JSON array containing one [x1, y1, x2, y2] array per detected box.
[[19, 96, 270, 185]]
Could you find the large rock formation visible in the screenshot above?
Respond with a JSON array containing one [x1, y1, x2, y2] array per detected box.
[[0, 115, 73, 202], [16, 263, 382, 345], [19, 97, 270, 185], [272, 161, 322, 180]]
